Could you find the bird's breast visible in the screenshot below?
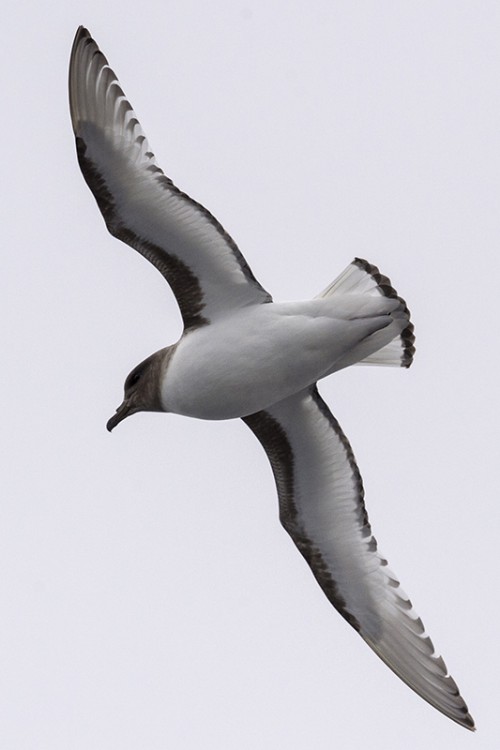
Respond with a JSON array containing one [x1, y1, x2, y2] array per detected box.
[[159, 303, 361, 420]]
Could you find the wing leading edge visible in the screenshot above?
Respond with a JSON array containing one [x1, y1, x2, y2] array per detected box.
[[69, 27, 271, 330], [243, 387, 474, 730]]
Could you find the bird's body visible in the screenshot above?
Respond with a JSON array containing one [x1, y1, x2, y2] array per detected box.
[[163, 294, 401, 419], [69, 26, 474, 730]]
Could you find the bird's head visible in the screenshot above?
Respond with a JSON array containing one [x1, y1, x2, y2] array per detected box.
[[106, 347, 172, 432]]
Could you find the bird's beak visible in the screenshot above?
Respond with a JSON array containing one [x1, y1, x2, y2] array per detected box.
[[106, 400, 135, 432]]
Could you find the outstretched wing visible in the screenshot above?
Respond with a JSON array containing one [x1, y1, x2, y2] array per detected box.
[[243, 386, 474, 730], [69, 27, 271, 330]]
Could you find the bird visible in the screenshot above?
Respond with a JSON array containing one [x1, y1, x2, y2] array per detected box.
[[69, 26, 474, 730]]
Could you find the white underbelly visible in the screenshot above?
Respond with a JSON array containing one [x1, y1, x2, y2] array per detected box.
[[160, 300, 394, 420]]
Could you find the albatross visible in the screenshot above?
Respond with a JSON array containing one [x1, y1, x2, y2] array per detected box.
[[69, 26, 474, 730]]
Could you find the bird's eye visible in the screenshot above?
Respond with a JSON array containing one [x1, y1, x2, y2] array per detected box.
[[126, 371, 141, 389]]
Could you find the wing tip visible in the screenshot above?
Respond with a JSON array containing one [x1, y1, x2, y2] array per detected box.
[[69, 26, 112, 133], [69, 26, 91, 131], [462, 713, 476, 732], [364, 629, 476, 731], [69, 26, 94, 72]]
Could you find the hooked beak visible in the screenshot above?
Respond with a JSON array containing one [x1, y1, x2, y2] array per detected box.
[[106, 400, 136, 432]]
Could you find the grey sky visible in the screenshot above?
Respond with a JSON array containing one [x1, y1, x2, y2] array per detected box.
[[2, 1, 498, 747]]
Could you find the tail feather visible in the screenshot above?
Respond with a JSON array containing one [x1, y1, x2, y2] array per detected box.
[[318, 258, 415, 368]]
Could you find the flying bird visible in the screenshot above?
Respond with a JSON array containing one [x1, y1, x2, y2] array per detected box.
[[69, 26, 474, 730]]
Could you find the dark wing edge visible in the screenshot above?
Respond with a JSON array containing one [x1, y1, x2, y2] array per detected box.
[[69, 27, 271, 329], [243, 386, 475, 731]]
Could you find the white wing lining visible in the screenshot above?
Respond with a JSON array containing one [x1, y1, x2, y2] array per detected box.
[[69, 26, 271, 329], [243, 386, 474, 730]]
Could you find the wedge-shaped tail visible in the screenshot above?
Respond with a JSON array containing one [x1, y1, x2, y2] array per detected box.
[[319, 258, 416, 368]]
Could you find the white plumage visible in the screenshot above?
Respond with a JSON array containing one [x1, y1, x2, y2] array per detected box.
[[69, 26, 474, 730]]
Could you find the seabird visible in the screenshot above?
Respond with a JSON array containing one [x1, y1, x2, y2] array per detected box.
[[69, 26, 474, 730]]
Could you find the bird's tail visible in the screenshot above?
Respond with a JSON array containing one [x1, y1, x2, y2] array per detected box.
[[317, 257, 415, 368]]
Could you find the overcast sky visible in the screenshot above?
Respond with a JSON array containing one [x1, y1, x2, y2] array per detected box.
[[2, 1, 499, 748]]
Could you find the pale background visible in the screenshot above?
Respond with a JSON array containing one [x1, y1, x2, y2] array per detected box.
[[2, 1, 499, 748]]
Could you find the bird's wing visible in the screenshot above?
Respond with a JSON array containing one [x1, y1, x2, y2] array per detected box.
[[69, 27, 271, 330], [243, 386, 474, 730]]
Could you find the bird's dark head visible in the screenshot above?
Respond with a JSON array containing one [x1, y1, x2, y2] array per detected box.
[[106, 347, 172, 432]]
